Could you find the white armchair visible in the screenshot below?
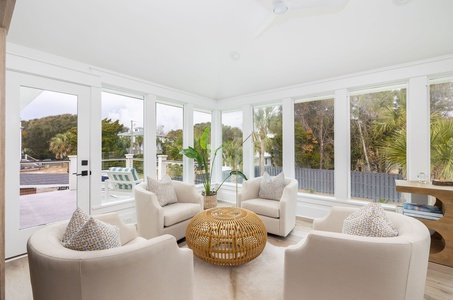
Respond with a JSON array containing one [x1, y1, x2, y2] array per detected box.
[[134, 181, 203, 240], [237, 176, 298, 237], [284, 206, 431, 300], [27, 213, 194, 300]]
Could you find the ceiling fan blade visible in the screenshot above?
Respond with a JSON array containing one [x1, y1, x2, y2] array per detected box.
[[253, 13, 276, 38]]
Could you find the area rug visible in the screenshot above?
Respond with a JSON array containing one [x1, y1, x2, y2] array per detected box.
[[192, 243, 285, 300]]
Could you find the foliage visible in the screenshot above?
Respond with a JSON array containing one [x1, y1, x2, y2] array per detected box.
[[49, 132, 75, 159], [180, 127, 247, 195], [102, 118, 125, 155], [254, 106, 281, 175], [22, 114, 77, 159], [162, 129, 183, 160], [294, 99, 334, 170]]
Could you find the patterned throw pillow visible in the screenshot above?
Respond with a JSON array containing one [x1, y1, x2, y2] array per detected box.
[[146, 176, 178, 206], [258, 172, 286, 201], [343, 203, 399, 237], [61, 207, 90, 244], [63, 217, 121, 251]]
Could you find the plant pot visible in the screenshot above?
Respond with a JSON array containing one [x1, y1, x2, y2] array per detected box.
[[203, 192, 217, 210]]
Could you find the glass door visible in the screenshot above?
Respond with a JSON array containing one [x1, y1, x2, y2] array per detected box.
[[5, 72, 91, 258]]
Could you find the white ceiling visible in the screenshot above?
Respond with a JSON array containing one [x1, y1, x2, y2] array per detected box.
[[7, 0, 453, 100]]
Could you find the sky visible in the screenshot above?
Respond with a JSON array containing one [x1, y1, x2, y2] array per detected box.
[[20, 88, 242, 133]]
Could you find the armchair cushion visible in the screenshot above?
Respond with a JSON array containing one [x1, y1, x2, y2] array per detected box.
[[63, 217, 121, 251], [258, 172, 286, 201], [343, 202, 398, 237], [241, 199, 280, 218], [163, 203, 201, 227], [146, 176, 178, 206]]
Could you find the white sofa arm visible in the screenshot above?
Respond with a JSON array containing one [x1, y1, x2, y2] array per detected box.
[[94, 212, 137, 245], [279, 178, 298, 236], [313, 206, 357, 233], [173, 180, 203, 206], [237, 177, 261, 205], [134, 182, 164, 239]]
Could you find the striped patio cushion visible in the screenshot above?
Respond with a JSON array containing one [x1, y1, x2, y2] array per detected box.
[[108, 167, 140, 190]]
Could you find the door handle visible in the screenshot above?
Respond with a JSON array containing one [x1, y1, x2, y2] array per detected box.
[[72, 170, 90, 176]]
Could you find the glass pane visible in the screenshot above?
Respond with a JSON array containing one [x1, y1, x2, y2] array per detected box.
[[101, 91, 144, 202], [430, 80, 453, 180], [350, 88, 407, 203], [156, 103, 184, 181], [253, 105, 282, 177], [194, 111, 211, 186], [222, 111, 243, 184], [294, 98, 334, 196], [20, 87, 77, 229]]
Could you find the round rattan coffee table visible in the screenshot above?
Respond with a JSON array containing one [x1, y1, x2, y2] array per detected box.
[[186, 207, 267, 266]]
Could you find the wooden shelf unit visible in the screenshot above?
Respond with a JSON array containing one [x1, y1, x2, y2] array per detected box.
[[395, 180, 453, 267]]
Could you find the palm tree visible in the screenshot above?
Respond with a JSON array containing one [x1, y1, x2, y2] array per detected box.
[[254, 106, 279, 175], [430, 117, 453, 179], [49, 133, 73, 159]]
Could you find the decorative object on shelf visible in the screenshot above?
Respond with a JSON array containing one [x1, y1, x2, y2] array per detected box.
[[180, 127, 248, 209], [417, 172, 428, 183], [432, 179, 453, 186]]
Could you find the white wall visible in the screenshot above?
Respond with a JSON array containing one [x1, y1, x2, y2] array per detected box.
[[6, 42, 453, 219]]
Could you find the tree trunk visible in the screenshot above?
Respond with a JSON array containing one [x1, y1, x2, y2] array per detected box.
[[357, 120, 371, 172]]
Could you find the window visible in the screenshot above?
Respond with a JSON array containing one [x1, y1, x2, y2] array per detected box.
[[156, 103, 184, 181], [101, 90, 144, 202], [222, 110, 243, 183], [194, 110, 211, 185], [294, 98, 334, 196], [253, 105, 282, 177], [20, 87, 78, 228], [350, 87, 407, 203], [430, 79, 453, 180]]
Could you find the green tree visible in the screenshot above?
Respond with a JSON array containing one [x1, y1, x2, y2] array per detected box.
[[294, 100, 334, 170], [101, 118, 125, 156], [254, 106, 280, 174], [162, 129, 183, 160], [49, 132, 74, 159], [22, 114, 77, 159]]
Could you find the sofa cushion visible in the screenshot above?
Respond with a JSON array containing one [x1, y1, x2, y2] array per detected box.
[[163, 203, 201, 227], [147, 176, 178, 206], [61, 207, 90, 244], [258, 172, 286, 201], [343, 203, 399, 237], [63, 217, 121, 251], [241, 198, 280, 218]]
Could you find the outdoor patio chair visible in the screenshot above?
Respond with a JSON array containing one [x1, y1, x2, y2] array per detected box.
[[104, 167, 142, 199]]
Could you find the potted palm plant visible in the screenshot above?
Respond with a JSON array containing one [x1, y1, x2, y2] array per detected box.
[[180, 127, 247, 209]]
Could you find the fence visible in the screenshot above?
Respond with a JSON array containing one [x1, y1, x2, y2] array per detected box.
[[254, 166, 403, 202]]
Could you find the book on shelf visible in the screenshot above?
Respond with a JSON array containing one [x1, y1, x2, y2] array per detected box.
[[403, 211, 442, 220], [403, 202, 443, 214]]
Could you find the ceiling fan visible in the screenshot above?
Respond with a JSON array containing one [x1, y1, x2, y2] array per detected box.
[[253, 0, 349, 37]]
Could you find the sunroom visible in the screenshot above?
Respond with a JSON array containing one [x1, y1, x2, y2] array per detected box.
[[2, 0, 453, 299]]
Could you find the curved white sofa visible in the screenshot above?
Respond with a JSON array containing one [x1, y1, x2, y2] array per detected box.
[[27, 213, 194, 300], [284, 206, 431, 300], [134, 181, 203, 240], [237, 176, 298, 237]]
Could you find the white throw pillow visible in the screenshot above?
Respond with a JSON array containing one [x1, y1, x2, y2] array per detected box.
[[146, 175, 178, 206], [258, 172, 286, 201], [63, 217, 121, 251], [343, 203, 398, 237]]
